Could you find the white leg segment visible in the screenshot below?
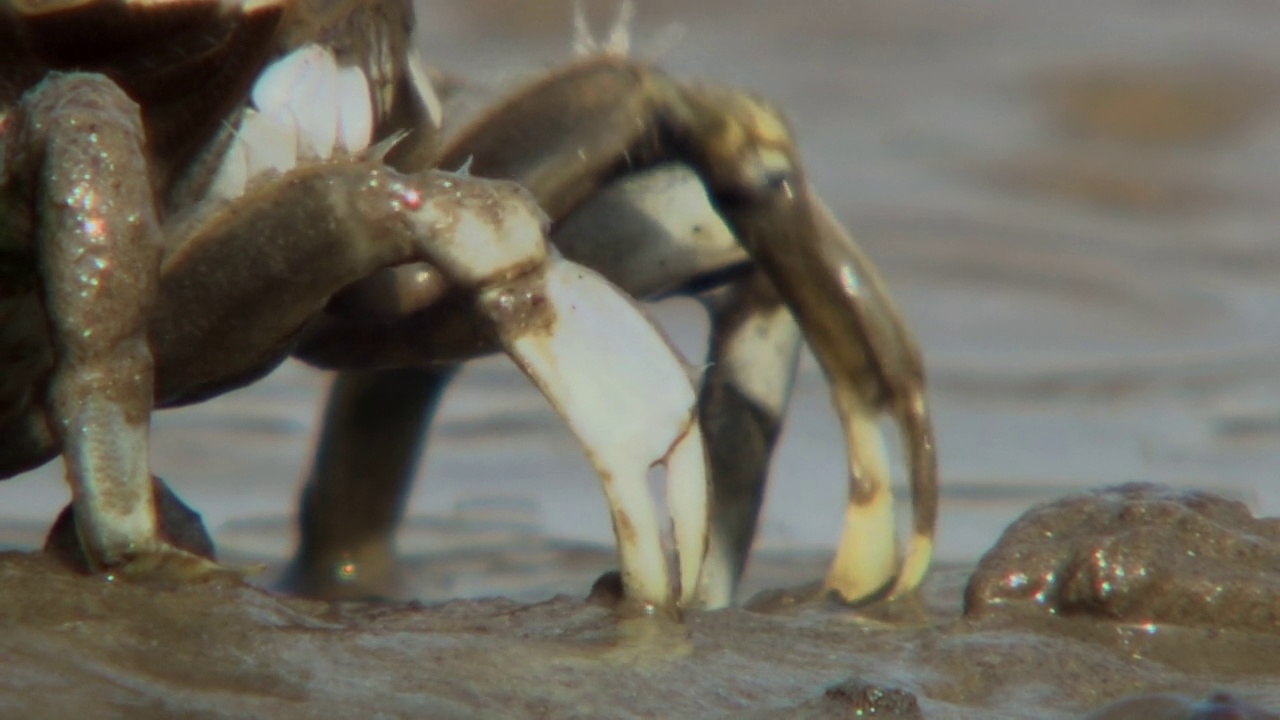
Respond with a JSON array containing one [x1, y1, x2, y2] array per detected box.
[[393, 171, 709, 611], [824, 392, 898, 602], [480, 258, 709, 612]]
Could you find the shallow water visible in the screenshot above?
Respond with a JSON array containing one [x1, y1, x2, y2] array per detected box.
[[5, 0, 1280, 601]]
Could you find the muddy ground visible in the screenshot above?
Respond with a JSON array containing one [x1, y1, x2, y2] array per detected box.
[[3, 484, 1278, 718], [2, 481, 1280, 717]]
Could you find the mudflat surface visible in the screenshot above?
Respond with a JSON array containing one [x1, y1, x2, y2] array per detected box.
[[5, 483, 1280, 719], [4, 1, 1280, 718]]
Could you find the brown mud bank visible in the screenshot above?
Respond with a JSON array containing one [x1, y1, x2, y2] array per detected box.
[[2, 484, 1277, 719]]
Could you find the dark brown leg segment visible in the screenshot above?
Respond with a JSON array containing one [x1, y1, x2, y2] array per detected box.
[[696, 272, 801, 606], [282, 366, 457, 599]]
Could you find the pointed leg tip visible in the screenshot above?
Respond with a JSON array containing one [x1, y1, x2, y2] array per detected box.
[[824, 533, 934, 604], [887, 534, 934, 599], [823, 493, 898, 603], [588, 570, 685, 620], [46, 474, 215, 574], [491, 259, 708, 621], [665, 423, 711, 612]]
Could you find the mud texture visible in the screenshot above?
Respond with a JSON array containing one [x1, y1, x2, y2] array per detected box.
[[1, 484, 1276, 719]]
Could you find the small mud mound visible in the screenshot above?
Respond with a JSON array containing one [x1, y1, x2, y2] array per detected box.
[[965, 482, 1280, 632]]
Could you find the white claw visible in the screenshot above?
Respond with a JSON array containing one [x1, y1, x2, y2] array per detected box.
[[213, 44, 376, 199], [664, 415, 708, 607], [335, 64, 375, 153], [237, 108, 298, 180], [482, 258, 709, 611]]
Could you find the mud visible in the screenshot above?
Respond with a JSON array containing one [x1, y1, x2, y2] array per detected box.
[[0, 485, 1275, 719], [966, 483, 1280, 632]]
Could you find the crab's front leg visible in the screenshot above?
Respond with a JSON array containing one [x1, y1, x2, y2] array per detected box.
[[408, 179, 711, 614], [5, 73, 167, 570], [548, 167, 804, 608], [151, 158, 708, 613]]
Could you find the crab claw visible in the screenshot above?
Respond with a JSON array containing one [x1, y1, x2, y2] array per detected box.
[[390, 171, 709, 613], [806, 196, 936, 602], [477, 257, 709, 614]]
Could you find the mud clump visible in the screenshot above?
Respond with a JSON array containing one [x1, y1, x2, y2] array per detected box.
[[1085, 691, 1280, 720], [964, 483, 1280, 631], [802, 679, 922, 719]]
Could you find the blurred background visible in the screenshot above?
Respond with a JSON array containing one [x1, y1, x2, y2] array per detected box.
[[5, 0, 1280, 600]]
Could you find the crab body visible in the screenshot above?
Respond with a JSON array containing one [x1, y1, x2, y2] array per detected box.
[[1, 0, 938, 614]]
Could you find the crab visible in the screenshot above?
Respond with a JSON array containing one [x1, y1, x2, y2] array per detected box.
[[0, 0, 936, 614]]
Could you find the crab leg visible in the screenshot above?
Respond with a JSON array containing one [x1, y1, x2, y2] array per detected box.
[[728, 189, 938, 601], [153, 160, 708, 611], [9, 73, 165, 568], [552, 167, 804, 608], [401, 179, 709, 613], [694, 273, 803, 608], [810, 196, 937, 600], [281, 366, 457, 599], [302, 163, 806, 609], [480, 259, 708, 611], [437, 56, 938, 604], [294, 163, 745, 604], [292, 54, 937, 606]]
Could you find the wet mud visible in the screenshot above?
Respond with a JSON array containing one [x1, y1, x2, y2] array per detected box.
[[966, 484, 1280, 633], [2, 485, 1277, 719]]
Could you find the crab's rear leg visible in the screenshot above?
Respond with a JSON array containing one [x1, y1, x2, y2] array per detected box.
[[694, 273, 802, 607], [280, 366, 457, 600], [802, 197, 938, 600], [668, 87, 939, 603], [7, 73, 166, 569], [725, 186, 939, 601]]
